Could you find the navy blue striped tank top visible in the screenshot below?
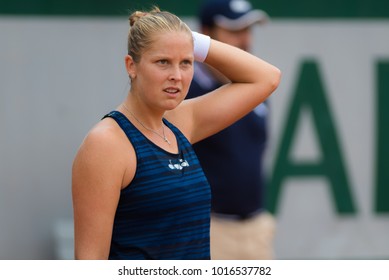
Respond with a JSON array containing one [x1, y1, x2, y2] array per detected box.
[[103, 111, 211, 260]]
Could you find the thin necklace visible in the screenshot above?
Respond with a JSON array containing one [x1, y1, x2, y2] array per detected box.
[[121, 103, 171, 145]]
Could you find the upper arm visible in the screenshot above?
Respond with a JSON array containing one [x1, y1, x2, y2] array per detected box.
[[170, 81, 276, 144], [191, 83, 270, 142], [168, 40, 281, 144], [72, 121, 132, 259]]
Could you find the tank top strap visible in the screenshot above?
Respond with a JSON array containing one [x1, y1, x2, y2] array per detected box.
[[102, 110, 145, 147], [103, 110, 192, 154]]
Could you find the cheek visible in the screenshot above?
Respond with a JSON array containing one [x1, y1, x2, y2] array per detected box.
[[184, 67, 194, 81], [140, 68, 164, 85], [182, 69, 194, 89]]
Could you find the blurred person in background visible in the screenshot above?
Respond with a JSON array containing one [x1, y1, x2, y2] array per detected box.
[[186, 0, 276, 259]]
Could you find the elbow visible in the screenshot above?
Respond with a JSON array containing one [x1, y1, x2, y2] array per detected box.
[[269, 66, 282, 94]]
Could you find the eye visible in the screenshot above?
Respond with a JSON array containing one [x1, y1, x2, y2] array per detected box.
[[182, 59, 192, 65], [157, 59, 168, 65], [181, 59, 193, 68]]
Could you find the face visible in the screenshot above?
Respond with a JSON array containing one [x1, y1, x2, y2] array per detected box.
[[209, 25, 253, 52], [126, 31, 194, 111]]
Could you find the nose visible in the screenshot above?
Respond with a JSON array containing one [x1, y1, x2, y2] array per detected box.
[[168, 65, 182, 81]]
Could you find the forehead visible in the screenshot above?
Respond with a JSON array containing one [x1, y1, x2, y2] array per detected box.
[[146, 31, 193, 56]]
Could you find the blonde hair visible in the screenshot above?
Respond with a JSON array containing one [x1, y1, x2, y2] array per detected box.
[[128, 7, 192, 63]]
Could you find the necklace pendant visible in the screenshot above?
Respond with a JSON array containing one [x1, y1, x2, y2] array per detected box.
[[121, 103, 171, 145]]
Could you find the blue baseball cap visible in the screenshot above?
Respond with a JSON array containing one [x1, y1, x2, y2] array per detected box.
[[199, 0, 269, 31]]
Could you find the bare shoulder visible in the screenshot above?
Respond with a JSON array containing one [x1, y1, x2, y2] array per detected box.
[[72, 117, 136, 190], [76, 118, 127, 161]]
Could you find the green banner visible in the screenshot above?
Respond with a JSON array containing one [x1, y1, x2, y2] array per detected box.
[[1, 0, 389, 18]]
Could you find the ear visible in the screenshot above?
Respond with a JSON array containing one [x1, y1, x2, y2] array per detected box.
[[125, 55, 136, 79]]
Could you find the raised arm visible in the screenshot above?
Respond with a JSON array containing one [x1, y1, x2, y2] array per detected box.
[[169, 33, 281, 144]]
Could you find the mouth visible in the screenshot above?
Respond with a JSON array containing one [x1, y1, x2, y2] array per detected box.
[[164, 87, 180, 95]]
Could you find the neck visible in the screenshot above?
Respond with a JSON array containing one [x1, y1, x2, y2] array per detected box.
[[121, 102, 171, 145], [122, 99, 164, 129]]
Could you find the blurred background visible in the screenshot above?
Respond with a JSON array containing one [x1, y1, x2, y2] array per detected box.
[[0, 0, 388, 259]]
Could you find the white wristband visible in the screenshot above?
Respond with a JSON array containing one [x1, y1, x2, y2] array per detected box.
[[192, 31, 211, 62]]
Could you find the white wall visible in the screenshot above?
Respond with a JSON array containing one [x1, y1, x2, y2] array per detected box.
[[0, 16, 129, 259], [0, 16, 388, 259], [257, 20, 389, 259]]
